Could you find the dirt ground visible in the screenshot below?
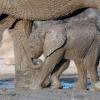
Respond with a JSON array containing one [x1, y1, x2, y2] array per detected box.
[[0, 89, 100, 100]]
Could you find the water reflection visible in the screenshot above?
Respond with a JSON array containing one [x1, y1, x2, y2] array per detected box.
[[61, 77, 92, 89], [60, 77, 77, 89], [0, 77, 91, 90], [0, 78, 15, 89]]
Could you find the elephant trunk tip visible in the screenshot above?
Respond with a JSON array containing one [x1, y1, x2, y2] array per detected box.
[[32, 59, 43, 69]]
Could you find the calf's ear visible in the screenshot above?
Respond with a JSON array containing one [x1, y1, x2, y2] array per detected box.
[[43, 25, 67, 57]]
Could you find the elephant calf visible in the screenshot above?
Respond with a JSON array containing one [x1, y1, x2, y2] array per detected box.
[[64, 19, 100, 91], [33, 18, 100, 91]]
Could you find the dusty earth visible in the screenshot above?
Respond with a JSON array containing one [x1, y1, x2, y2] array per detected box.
[[0, 89, 100, 100]]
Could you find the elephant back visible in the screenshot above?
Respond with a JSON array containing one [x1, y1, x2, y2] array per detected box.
[[4, 0, 84, 20]]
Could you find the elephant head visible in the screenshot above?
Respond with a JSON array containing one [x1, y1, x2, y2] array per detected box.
[[29, 21, 67, 60], [43, 24, 67, 57], [0, 0, 100, 20]]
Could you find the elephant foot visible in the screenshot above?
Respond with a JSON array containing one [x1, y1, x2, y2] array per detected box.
[[51, 75, 63, 89], [95, 81, 100, 89], [16, 82, 42, 90], [29, 81, 42, 90], [15, 84, 32, 91], [92, 87, 100, 92], [93, 81, 100, 92], [74, 81, 88, 92], [30, 85, 42, 90], [41, 77, 51, 88]]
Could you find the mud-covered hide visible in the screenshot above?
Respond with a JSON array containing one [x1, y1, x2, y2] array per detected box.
[[43, 24, 67, 57]]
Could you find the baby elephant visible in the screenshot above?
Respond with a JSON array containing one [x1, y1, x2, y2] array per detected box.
[[65, 20, 100, 91], [36, 19, 100, 91]]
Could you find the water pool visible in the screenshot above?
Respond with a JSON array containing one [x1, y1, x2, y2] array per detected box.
[[0, 77, 92, 90]]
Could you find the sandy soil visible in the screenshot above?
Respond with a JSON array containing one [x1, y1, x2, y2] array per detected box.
[[0, 89, 100, 100]]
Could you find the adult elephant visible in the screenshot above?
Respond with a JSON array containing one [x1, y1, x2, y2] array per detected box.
[[0, 0, 100, 20]]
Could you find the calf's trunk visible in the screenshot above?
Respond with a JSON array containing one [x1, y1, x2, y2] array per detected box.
[[9, 20, 43, 90]]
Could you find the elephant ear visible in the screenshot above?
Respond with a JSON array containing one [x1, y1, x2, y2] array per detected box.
[[43, 25, 67, 57]]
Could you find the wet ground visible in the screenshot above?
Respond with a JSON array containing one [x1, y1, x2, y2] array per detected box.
[[0, 89, 100, 100], [0, 83, 100, 100]]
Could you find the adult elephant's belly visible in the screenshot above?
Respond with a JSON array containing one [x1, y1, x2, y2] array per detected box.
[[3, 0, 85, 20], [64, 21, 96, 60]]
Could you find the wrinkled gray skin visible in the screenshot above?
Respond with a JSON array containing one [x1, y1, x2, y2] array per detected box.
[[0, 8, 100, 91], [30, 8, 100, 59], [0, 0, 100, 20], [0, 0, 100, 91], [40, 20, 100, 91], [29, 9, 100, 90]]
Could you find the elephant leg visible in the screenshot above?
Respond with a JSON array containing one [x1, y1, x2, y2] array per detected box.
[[74, 59, 87, 91], [10, 20, 34, 90], [39, 48, 65, 87], [42, 59, 70, 88], [89, 64, 99, 91], [51, 59, 70, 89], [84, 40, 99, 91], [86, 63, 99, 91]]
